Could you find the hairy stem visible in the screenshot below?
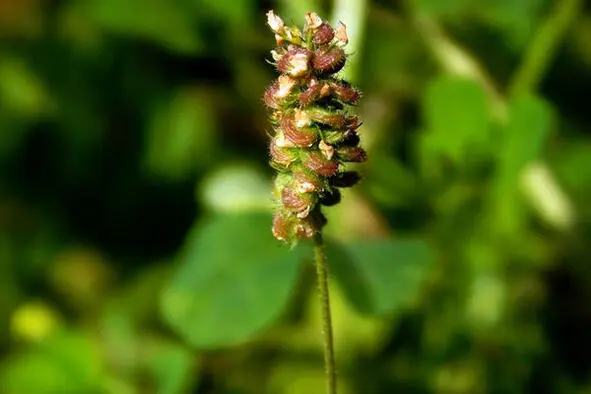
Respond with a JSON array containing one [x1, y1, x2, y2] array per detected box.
[[313, 233, 337, 394]]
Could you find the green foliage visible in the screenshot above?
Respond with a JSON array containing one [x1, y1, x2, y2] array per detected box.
[[161, 212, 305, 348], [329, 239, 434, 316], [1, 0, 591, 393]]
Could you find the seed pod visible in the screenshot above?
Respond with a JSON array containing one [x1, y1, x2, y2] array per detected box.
[[272, 212, 291, 241], [312, 23, 334, 45], [294, 170, 322, 193], [281, 187, 314, 218], [341, 130, 360, 146], [319, 189, 341, 206], [312, 47, 346, 75], [269, 135, 296, 167], [329, 171, 361, 188], [304, 151, 339, 177], [330, 81, 360, 104], [281, 114, 317, 147], [336, 146, 367, 162]]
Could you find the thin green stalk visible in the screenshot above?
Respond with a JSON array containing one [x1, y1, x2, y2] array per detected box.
[[313, 233, 337, 394], [508, 0, 583, 97]]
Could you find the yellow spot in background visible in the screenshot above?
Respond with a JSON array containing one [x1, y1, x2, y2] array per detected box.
[[10, 301, 61, 342]]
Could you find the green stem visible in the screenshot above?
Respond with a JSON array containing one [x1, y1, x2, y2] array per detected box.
[[313, 232, 337, 394], [508, 0, 583, 97]]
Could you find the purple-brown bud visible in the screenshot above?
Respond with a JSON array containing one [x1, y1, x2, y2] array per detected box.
[[281, 187, 314, 218], [312, 23, 335, 45], [330, 81, 361, 104], [336, 146, 367, 162], [269, 134, 296, 167], [294, 170, 322, 193], [312, 47, 346, 75], [299, 82, 331, 107], [281, 114, 317, 147], [304, 151, 339, 176]]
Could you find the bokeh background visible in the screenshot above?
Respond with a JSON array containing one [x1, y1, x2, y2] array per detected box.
[[2, 0, 591, 393]]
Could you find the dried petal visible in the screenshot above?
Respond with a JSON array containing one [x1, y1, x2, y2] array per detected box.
[[319, 140, 334, 159], [305, 12, 323, 31], [269, 136, 296, 167], [277, 48, 312, 77], [335, 22, 348, 44], [267, 10, 285, 33]]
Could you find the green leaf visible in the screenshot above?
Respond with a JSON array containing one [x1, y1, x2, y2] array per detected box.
[[0, 331, 103, 394], [328, 239, 434, 316], [143, 88, 218, 181], [421, 76, 491, 170], [83, 0, 202, 54], [145, 339, 198, 394], [491, 96, 553, 236], [161, 212, 306, 348]]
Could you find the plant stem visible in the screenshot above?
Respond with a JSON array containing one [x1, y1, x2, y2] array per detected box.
[[508, 0, 583, 97], [313, 232, 337, 394]]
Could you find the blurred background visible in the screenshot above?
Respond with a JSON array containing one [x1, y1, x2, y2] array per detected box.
[[1, 0, 591, 393]]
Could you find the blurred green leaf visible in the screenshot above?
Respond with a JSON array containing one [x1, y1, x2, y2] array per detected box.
[[196, 0, 252, 26], [144, 88, 218, 181], [160, 212, 306, 348], [491, 96, 553, 236], [421, 76, 491, 170], [0, 331, 103, 394], [0, 56, 52, 117], [199, 163, 272, 213], [83, 0, 202, 54], [145, 338, 198, 394], [329, 239, 434, 316]]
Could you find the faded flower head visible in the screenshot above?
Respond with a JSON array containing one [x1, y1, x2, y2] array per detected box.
[[263, 11, 365, 243]]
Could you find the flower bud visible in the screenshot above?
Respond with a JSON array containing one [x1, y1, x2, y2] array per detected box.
[[312, 47, 346, 75], [281, 114, 317, 147], [330, 81, 360, 104], [312, 23, 334, 45], [336, 146, 367, 162], [304, 151, 339, 176], [281, 187, 314, 218], [269, 134, 297, 167]]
